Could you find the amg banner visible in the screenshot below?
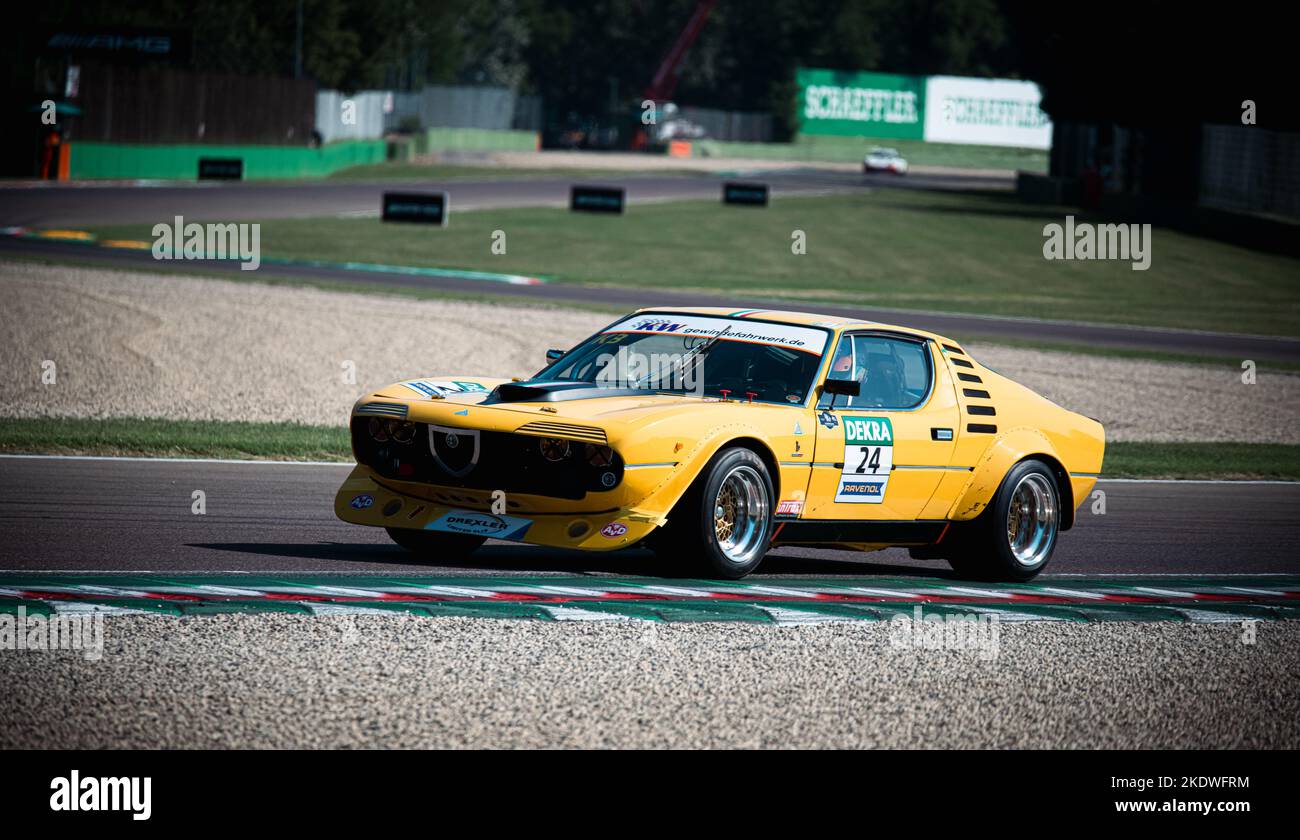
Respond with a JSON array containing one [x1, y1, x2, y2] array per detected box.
[[197, 158, 243, 180], [570, 186, 625, 214], [722, 182, 769, 206], [41, 27, 192, 64], [382, 192, 449, 224]]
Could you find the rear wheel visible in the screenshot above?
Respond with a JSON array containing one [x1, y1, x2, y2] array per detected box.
[[385, 527, 485, 560], [945, 459, 1061, 581], [659, 447, 774, 579]]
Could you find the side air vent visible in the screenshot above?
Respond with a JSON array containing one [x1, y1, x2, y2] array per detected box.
[[967, 423, 998, 434], [958, 373, 983, 383], [950, 357, 974, 368], [967, 405, 996, 416], [962, 388, 991, 399], [942, 344, 964, 355]]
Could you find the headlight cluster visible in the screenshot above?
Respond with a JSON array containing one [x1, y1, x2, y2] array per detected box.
[[536, 439, 615, 467], [368, 417, 417, 444]]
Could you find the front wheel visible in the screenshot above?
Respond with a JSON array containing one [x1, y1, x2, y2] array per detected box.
[[386, 527, 485, 560], [947, 459, 1061, 581], [660, 447, 774, 579]]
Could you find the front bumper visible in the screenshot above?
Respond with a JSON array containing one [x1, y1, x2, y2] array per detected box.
[[334, 466, 662, 551]]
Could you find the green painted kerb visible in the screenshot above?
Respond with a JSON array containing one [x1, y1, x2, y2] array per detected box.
[[68, 139, 387, 180], [2, 574, 1297, 624]]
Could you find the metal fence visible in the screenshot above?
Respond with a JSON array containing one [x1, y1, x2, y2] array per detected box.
[[680, 106, 774, 142], [1199, 124, 1300, 220], [72, 62, 315, 145], [384, 85, 542, 133]]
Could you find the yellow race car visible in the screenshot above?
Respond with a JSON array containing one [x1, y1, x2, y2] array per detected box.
[[335, 307, 1104, 580]]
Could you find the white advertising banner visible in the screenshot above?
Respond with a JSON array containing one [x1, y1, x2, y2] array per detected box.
[[922, 76, 1052, 149]]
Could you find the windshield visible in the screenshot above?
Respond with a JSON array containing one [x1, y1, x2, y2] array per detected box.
[[535, 313, 830, 405]]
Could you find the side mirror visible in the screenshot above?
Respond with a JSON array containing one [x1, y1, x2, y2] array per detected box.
[[545, 348, 565, 363], [822, 378, 860, 397]]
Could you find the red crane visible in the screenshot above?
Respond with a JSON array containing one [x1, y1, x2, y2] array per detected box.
[[643, 0, 717, 103]]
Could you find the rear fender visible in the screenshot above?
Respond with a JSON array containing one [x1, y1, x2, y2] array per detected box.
[[947, 427, 1064, 524]]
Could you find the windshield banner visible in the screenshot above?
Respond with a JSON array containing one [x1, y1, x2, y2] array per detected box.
[[603, 314, 829, 355]]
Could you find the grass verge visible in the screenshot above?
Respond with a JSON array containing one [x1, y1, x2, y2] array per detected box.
[[0, 417, 350, 462], [2, 417, 1297, 480], [1099, 442, 1300, 480], [82, 189, 1300, 336]]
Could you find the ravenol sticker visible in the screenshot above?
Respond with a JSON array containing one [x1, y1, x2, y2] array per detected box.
[[402, 379, 489, 399], [426, 510, 532, 541], [837, 416, 893, 504], [350, 494, 375, 510]]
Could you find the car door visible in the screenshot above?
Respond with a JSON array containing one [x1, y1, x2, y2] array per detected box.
[[804, 331, 960, 521]]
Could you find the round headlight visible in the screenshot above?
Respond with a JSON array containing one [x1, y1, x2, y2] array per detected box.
[[539, 438, 571, 461], [367, 417, 389, 442], [585, 443, 614, 467], [389, 420, 416, 444]]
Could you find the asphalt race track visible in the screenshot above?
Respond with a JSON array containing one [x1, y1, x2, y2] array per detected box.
[[0, 168, 1008, 227], [2, 456, 1296, 578]]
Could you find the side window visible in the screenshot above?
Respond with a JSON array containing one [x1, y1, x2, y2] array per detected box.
[[821, 334, 932, 410]]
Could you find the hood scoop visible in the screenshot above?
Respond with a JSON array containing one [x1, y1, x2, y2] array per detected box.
[[485, 379, 652, 404]]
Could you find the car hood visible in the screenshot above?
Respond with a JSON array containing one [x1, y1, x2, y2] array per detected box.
[[365, 376, 786, 438]]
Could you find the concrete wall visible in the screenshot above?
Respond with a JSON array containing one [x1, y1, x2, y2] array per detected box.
[[316, 91, 391, 143]]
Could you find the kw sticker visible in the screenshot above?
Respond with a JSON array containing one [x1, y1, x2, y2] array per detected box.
[[837, 416, 893, 504]]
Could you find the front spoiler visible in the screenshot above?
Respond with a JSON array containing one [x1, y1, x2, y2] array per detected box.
[[334, 466, 660, 551]]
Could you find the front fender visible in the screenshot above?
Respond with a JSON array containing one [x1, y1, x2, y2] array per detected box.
[[623, 421, 781, 522]]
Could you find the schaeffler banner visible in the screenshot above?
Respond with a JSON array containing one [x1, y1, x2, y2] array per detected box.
[[796, 68, 925, 140], [922, 75, 1051, 149], [796, 68, 1051, 149]]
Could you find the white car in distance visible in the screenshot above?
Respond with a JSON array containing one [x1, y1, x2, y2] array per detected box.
[[863, 147, 909, 175]]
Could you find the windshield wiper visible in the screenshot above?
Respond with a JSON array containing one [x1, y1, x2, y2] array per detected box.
[[636, 324, 733, 390]]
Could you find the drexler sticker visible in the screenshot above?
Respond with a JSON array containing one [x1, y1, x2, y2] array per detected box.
[[836, 416, 893, 504], [426, 510, 532, 541]]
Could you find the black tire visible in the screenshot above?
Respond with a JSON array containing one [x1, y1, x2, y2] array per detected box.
[[658, 447, 774, 579], [945, 459, 1061, 582], [385, 527, 485, 560]]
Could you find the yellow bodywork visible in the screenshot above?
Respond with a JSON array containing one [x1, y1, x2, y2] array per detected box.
[[335, 307, 1104, 554]]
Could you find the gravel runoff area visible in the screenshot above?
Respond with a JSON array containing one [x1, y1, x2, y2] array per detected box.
[[2, 260, 1298, 443], [1, 614, 1296, 749]]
